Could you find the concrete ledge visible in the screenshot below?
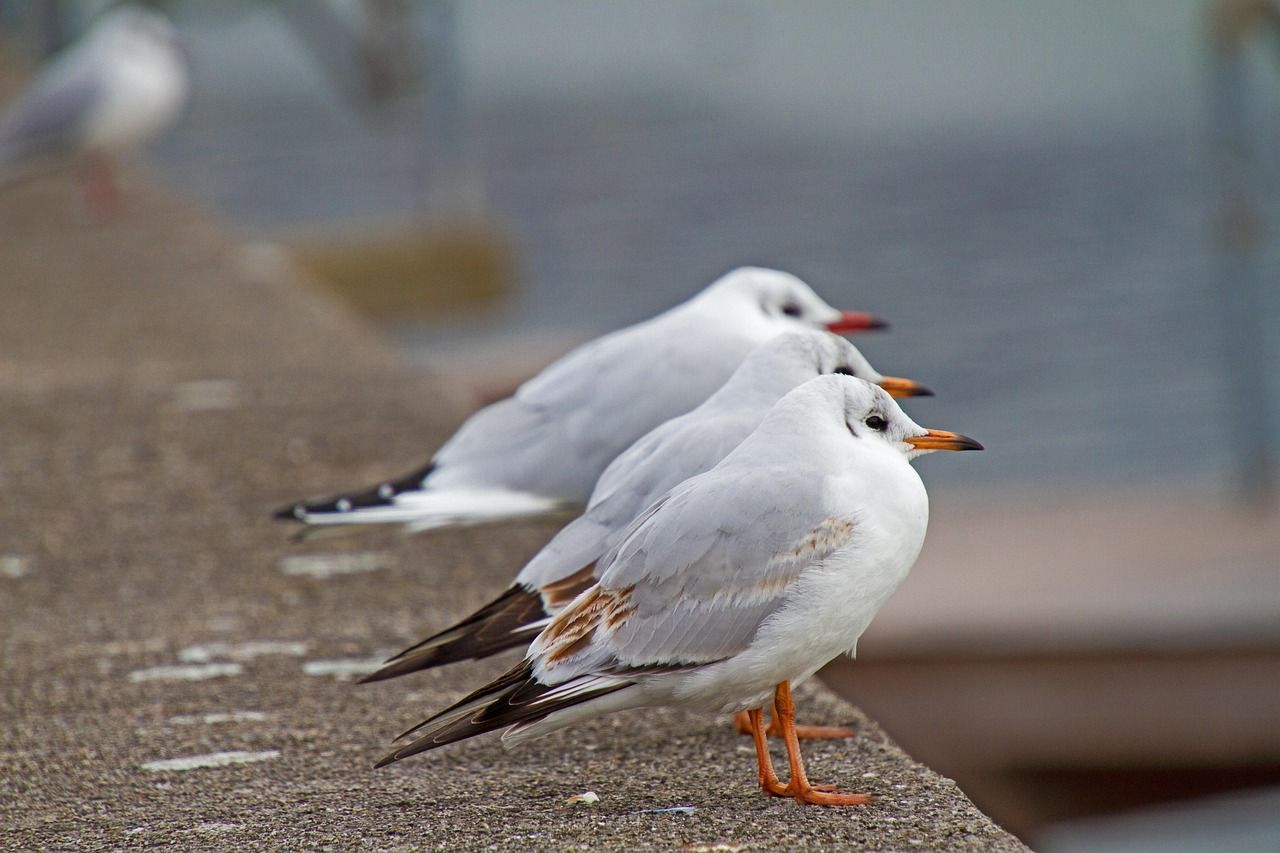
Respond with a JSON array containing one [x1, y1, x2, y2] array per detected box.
[[0, 176, 1026, 850]]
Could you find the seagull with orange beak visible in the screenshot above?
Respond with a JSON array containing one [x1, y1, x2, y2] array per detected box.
[[361, 329, 931, 684], [375, 375, 981, 806], [276, 267, 888, 535]]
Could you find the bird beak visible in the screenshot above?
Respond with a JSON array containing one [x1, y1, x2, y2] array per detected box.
[[826, 311, 889, 333], [877, 376, 934, 398], [905, 429, 984, 451]]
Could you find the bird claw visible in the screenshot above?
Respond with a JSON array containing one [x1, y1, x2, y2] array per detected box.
[[770, 780, 870, 806], [794, 787, 873, 807], [761, 779, 790, 798]]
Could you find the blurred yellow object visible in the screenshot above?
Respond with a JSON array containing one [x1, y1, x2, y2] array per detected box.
[[287, 222, 515, 320]]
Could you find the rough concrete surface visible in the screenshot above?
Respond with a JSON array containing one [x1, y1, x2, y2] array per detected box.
[[0, 177, 1027, 851]]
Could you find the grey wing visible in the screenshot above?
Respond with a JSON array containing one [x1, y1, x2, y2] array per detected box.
[[0, 56, 102, 165], [430, 330, 658, 495], [512, 329, 627, 410], [511, 426, 693, 592], [587, 407, 758, 531], [584, 416, 679, 508], [514, 503, 612, 590], [592, 463, 852, 668], [433, 394, 554, 466], [516, 410, 754, 592], [513, 316, 735, 440]]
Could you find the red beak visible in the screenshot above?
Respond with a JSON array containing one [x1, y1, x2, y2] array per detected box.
[[825, 311, 889, 333]]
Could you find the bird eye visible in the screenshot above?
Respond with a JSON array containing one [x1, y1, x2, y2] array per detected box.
[[833, 365, 855, 376], [865, 415, 887, 432], [781, 303, 802, 317]]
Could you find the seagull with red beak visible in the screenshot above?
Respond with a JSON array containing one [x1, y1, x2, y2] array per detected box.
[[275, 267, 889, 534]]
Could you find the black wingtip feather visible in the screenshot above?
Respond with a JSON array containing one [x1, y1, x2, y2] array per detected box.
[[357, 585, 550, 683], [271, 461, 436, 522], [374, 661, 633, 768], [272, 503, 305, 522]]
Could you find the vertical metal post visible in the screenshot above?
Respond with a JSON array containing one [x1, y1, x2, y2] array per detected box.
[[419, 0, 480, 218], [1208, 0, 1277, 506]]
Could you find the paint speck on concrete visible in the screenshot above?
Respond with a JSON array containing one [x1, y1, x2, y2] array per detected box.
[[128, 663, 243, 683], [279, 553, 387, 579], [94, 638, 169, 656], [301, 658, 383, 679], [168, 711, 267, 726], [172, 379, 241, 412], [141, 750, 280, 772], [177, 641, 307, 663], [205, 615, 241, 633], [0, 554, 31, 578]]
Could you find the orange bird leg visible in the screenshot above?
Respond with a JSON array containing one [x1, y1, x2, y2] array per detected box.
[[771, 680, 871, 806], [734, 710, 854, 740], [747, 707, 788, 797], [81, 153, 122, 217]]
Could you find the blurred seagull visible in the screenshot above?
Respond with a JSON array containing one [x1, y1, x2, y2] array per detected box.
[[276, 268, 888, 534], [0, 5, 188, 209], [374, 375, 981, 806], [362, 329, 932, 684]]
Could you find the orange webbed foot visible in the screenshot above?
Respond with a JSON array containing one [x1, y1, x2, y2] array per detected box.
[[791, 786, 873, 806]]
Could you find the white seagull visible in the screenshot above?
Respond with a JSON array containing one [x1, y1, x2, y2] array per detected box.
[[362, 329, 932, 683], [0, 5, 188, 208], [375, 375, 981, 806], [276, 268, 887, 533]]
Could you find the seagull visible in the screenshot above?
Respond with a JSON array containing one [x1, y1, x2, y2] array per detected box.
[[276, 268, 888, 534], [0, 5, 189, 210], [374, 375, 982, 806], [361, 329, 932, 683]]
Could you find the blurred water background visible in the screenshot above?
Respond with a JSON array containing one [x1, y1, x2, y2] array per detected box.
[[123, 0, 1280, 496]]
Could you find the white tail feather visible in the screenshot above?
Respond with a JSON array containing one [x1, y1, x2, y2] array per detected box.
[[296, 488, 577, 530]]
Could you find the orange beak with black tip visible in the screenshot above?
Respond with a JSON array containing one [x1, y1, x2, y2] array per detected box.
[[826, 311, 889, 333], [905, 429, 984, 451], [877, 376, 934, 398]]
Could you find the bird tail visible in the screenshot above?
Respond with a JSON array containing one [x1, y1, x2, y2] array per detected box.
[[273, 462, 436, 522], [360, 585, 551, 683], [360, 564, 598, 683], [374, 660, 634, 767], [274, 462, 577, 531]]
